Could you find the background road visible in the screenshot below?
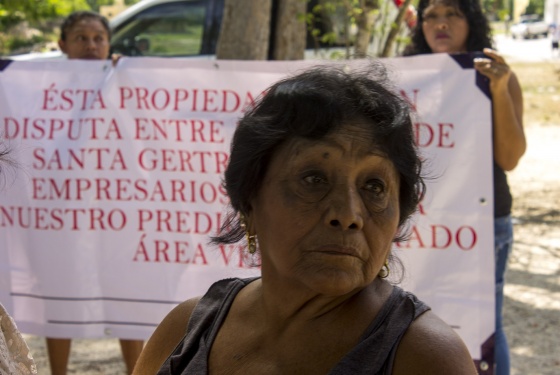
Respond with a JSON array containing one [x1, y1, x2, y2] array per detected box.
[[494, 34, 558, 62]]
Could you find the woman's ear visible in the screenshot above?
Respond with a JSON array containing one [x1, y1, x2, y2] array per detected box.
[[244, 200, 257, 233], [58, 40, 67, 54], [243, 211, 256, 235]]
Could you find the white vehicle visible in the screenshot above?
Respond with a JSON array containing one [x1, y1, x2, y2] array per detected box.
[[510, 14, 549, 39], [7, 0, 225, 61], [5, 0, 334, 61]]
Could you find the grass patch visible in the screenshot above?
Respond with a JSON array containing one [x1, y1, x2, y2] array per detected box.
[[510, 61, 560, 126]]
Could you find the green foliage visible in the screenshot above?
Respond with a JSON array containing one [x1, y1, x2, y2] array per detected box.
[[0, 9, 24, 29], [85, 0, 114, 12], [305, 0, 365, 49], [497, 8, 510, 21], [482, 0, 495, 15], [0, 0, 102, 56], [7, 34, 48, 51], [0, 0, 91, 21], [481, 0, 515, 21], [306, 0, 415, 57], [524, 0, 544, 16]]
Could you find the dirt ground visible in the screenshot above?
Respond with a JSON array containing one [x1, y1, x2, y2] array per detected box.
[[502, 61, 560, 375], [19, 61, 560, 374]]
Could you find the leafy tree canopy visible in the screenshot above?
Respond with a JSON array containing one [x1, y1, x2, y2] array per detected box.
[[0, 0, 92, 21], [524, 0, 544, 16], [85, 0, 114, 12]]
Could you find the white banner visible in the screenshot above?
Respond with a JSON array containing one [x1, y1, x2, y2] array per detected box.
[[0, 54, 493, 362]]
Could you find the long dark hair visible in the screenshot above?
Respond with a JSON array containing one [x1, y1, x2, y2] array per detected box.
[[404, 0, 493, 55]]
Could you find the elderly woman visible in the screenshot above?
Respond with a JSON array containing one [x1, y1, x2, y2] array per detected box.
[[133, 65, 477, 374], [404, 1, 526, 373]]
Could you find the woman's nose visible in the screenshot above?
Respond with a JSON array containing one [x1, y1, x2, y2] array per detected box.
[[85, 39, 97, 49], [325, 186, 364, 230], [436, 21, 448, 29], [435, 17, 449, 29]]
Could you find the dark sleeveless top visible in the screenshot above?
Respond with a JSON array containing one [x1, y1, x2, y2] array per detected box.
[[494, 161, 512, 217], [157, 277, 430, 375]]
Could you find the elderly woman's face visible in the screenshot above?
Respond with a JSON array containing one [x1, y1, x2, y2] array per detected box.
[[249, 123, 401, 295]]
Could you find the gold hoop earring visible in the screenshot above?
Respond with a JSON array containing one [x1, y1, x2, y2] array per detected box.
[[378, 260, 390, 279], [240, 214, 257, 254]]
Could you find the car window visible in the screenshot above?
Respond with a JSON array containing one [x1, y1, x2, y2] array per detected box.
[[111, 1, 207, 57]]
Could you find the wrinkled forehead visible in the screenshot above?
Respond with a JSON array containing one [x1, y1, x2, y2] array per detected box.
[[286, 121, 387, 159], [332, 122, 381, 148]]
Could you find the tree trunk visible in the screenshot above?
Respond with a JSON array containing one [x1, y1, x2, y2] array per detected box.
[[354, 0, 379, 58], [380, 0, 413, 57], [272, 0, 307, 60], [216, 0, 273, 60]]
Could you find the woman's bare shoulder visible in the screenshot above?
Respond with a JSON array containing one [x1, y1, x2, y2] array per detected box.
[[132, 297, 201, 375], [391, 310, 478, 375]]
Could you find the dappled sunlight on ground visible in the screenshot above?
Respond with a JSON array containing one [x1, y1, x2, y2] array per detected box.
[[505, 61, 560, 374]]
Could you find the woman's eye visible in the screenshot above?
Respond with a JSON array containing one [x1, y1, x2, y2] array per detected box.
[[293, 172, 330, 202], [364, 180, 385, 196], [423, 13, 436, 19], [448, 8, 464, 17], [302, 174, 327, 185]]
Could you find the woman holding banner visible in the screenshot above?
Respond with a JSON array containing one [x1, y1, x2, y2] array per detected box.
[[45, 11, 143, 375], [403, 1, 526, 374], [132, 64, 478, 374]]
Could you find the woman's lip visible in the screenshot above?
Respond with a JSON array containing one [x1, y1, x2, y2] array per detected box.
[[436, 33, 450, 39], [313, 245, 360, 257]]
